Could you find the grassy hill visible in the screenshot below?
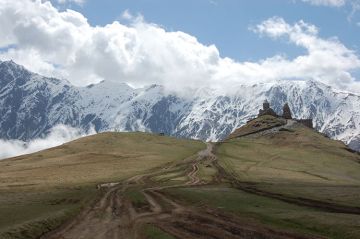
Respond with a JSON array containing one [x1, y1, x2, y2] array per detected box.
[[0, 132, 205, 239], [2, 118, 360, 239], [162, 116, 360, 238], [227, 115, 286, 139], [213, 115, 360, 237], [218, 116, 360, 200]]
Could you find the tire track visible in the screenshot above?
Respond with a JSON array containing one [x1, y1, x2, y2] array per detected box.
[[42, 143, 322, 239]]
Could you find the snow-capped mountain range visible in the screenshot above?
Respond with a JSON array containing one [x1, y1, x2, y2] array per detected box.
[[1, 60, 359, 151]]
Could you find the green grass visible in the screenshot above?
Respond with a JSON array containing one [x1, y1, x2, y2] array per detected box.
[[165, 186, 360, 239], [0, 185, 98, 239], [143, 224, 175, 239], [217, 123, 360, 207], [124, 187, 147, 208], [152, 164, 188, 183], [0, 132, 206, 239], [256, 183, 360, 208], [197, 163, 218, 182], [204, 119, 360, 238], [3, 119, 359, 238]]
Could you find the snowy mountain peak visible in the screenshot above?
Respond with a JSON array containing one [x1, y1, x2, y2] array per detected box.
[[0, 61, 359, 151], [0, 60, 27, 74]]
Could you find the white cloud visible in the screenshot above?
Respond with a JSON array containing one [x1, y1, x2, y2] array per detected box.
[[0, 125, 95, 160], [301, 0, 360, 22], [301, 0, 346, 7], [252, 17, 360, 90], [56, 0, 85, 6], [121, 9, 133, 20], [348, 1, 360, 21], [0, 0, 359, 95]]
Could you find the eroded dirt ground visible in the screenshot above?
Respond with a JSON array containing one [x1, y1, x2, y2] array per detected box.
[[41, 144, 324, 239]]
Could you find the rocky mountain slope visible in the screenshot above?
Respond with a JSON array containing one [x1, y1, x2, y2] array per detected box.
[[0, 60, 359, 151]]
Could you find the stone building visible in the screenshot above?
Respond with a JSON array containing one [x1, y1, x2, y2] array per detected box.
[[258, 100, 278, 117], [258, 100, 313, 129], [282, 103, 292, 119], [263, 100, 270, 111]]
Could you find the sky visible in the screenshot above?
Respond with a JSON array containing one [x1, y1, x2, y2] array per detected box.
[[58, 0, 360, 62], [0, 0, 360, 94]]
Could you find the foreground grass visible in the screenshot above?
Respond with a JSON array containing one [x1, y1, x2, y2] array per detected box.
[[165, 186, 360, 239], [0, 132, 205, 239], [0, 185, 98, 239], [124, 187, 148, 208], [198, 116, 360, 238], [143, 224, 175, 239]]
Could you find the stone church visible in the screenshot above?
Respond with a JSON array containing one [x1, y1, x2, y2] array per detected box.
[[258, 100, 313, 128]]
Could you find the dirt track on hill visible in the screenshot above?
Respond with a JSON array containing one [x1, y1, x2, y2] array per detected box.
[[41, 143, 323, 239]]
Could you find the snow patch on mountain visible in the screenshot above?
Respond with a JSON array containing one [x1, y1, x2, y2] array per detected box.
[[0, 61, 359, 153]]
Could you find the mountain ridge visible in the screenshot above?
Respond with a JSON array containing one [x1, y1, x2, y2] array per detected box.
[[0, 60, 359, 151]]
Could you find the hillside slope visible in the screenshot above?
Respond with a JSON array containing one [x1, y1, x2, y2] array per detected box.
[[213, 116, 360, 237], [2, 119, 360, 238], [219, 116, 360, 187], [0, 132, 205, 239]]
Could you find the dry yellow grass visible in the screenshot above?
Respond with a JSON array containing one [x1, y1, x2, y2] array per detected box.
[[219, 124, 360, 185], [217, 118, 360, 207], [0, 132, 205, 189], [0, 132, 205, 239]]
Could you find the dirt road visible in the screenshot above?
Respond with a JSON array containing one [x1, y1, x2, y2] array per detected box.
[[41, 143, 320, 239]]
